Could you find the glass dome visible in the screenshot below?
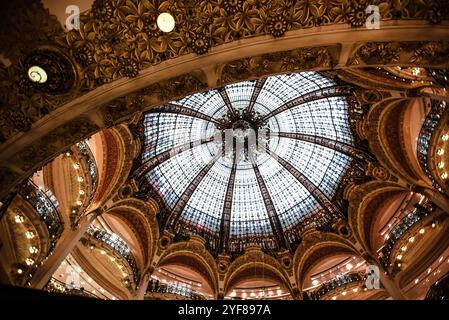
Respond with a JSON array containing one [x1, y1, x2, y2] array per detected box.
[[138, 71, 357, 254]]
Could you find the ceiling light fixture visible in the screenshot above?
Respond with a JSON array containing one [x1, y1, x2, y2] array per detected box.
[[28, 66, 48, 83], [157, 13, 175, 32], [15, 215, 25, 224]]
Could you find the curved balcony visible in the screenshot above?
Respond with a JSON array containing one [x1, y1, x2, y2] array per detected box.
[[417, 100, 447, 190], [86, 226, 140, 284], [44, 278, 100, 299], [425, 271, 449, 300], [308, 272, 366, 300], [146, 279, 206, 300], [70, 141, 99, 227], [18, 180, 64, 254], [379, 202, 434, 272]]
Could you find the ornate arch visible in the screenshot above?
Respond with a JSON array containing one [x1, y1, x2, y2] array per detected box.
[[347, 180, 407, 254], [105, 198, 160, 269], [157, 240, 219, 296], [293, 232, 359, 289], [93, 125, 137, 208], [363, 97, 426, 185], [224, 248, 292, 296]]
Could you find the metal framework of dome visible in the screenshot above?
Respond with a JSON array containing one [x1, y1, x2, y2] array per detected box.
[[135, 71, 363, 257]]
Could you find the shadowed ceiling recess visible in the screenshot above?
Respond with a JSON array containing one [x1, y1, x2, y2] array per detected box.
[[135, 71, 365, 258]]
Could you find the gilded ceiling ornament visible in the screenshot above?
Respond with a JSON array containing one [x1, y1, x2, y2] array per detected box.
[[91, 0, 115, 22], [409, 41, 449, 65], [189, 32, 212, 55], [268, 15, 289, 37], [118, 57, 140, 78], [350, 42, 401, 65], [220, 0, 244, 15]]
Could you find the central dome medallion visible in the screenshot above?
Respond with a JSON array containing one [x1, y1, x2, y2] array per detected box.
[[138, 72, 358, 257]]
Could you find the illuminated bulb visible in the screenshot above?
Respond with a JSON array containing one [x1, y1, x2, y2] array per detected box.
[[364, 287, 368, 292], [76, 200, 83, 206], [100, 250, 106, 255], [29, 246, 38, 254], [346, 263, 353, 270], [79, 190, 85, 195], [25, 258, 35, 266], [122, 273, 127, 277], [409, 237, 415, 243], [157, 13, 175, 32], [78, 177, 84, 182], [73, 164, 80, 170], [397, 254, 403, 260], [66, 152, 71, 157], [419, 228, 425, 234], [342, 291, 347, 296], [312, 279, 319, 286], [15, 215, 25, 224], [88, 278, 92, 283], [25, 231, 35, 239], [331, 296, 337, 300], [100, 288, 105, 293], [415, 279, 419, 284], [401, 246, 407, 252], [437, 149, 444, 156], [442, 172, 448, 180], [353, 288, 358, 293], [28, 66, 48, 83], [442, 134, 449, 141], [397, 263, 401, 267], [432, 223, 436, 228], [438, 162, 445, 169], [17, 269, 23, 274], [428, 268, 432, 274], [110, 257, 115, 262]]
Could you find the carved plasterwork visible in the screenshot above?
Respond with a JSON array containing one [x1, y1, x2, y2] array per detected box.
[[349, 41, 449, 66], [224, 247, 292, 294], [157, 240, 219, 294], [346, 180, 407, 254], [293, 231, 358, 287], [106, 198, 160, 267]]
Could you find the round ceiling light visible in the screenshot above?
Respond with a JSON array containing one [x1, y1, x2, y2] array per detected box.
[[28, 65, 48, 84], [157, 12, 175, 33]]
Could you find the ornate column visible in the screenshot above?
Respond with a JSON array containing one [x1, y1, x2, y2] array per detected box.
[[29, 210, 99, 289], [134, 272, 150, 300]]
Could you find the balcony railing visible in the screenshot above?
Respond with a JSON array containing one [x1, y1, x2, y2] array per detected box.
[[19, 180, 64, 253], [86, 226, 140, 284], [146, 279, 206, 300], [76, 141, 98, 193], [379, 202, 434, 271], [44, 278, 100, 299], [308, 272, 366, 300], [417, 100, 447, 189], [71, 141, 99, 227]]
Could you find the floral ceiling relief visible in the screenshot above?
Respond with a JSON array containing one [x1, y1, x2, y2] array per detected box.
[[0, 0, 448, 141]]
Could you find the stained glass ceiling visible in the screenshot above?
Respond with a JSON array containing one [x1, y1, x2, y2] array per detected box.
[[139, 71, 357, 253]]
